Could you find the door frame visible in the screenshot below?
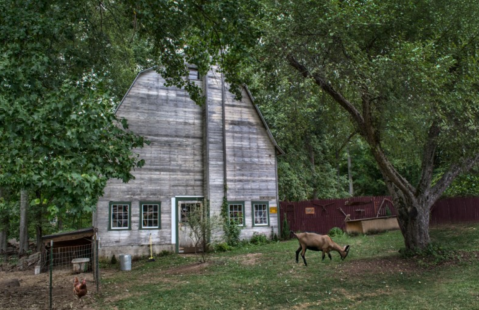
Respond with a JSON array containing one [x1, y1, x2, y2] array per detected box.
[[173, 196, 204, 253]]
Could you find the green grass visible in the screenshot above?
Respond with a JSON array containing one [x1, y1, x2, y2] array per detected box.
[[94, 223, 479, 310]]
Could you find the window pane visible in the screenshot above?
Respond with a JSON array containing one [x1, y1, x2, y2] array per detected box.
[[228, 203, 244, 225], [111, 204, 129, 229], [142, 204, 160, 228], [254, 203, 268, 225]]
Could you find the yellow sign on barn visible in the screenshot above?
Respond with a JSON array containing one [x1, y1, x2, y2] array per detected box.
[[270, 206, 277, 214], [305, 207, 315, 215]]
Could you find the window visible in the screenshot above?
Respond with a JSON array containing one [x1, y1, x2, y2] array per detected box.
[[188, 68, 199, 80], [109, 202, 131, 230], [180, 202, 202, 223], [252, 201, 269, 226], [228, 202, 245, 226], [140, 202, 161, 229]]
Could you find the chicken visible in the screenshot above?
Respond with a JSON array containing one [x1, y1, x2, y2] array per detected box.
[[73, 277, 87, 301]]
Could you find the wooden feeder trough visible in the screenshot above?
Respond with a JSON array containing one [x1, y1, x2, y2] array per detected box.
[[345, 216, 399, 234]]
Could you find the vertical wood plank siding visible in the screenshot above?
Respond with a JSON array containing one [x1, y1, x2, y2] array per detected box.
[[225, 87, 278, 238], [281, 196, 479, 234]]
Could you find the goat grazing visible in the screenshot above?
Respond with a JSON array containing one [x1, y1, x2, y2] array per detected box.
[[292, 231, 350, 266]]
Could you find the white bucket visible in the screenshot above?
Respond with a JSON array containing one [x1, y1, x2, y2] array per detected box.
[[34, 265, 41, 275]]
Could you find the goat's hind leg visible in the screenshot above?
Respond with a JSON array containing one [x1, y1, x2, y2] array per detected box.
[[301, 247, 308, 266]]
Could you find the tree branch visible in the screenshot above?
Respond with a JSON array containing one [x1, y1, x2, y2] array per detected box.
[[416, 122, 440, 198], [430, 153, 479, 203], [286, 54, 416, 197]]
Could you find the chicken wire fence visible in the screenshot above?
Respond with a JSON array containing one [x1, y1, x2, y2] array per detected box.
[[41, 243, 94, 272]]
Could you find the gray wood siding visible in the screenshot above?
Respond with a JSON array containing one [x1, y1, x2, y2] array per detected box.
[[96, 68, 281, 254], [225, 87, 279, 238], [97, 70, 204, 248]]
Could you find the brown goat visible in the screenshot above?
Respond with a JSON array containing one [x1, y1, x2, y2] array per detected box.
[[292, 231, 350, 266]]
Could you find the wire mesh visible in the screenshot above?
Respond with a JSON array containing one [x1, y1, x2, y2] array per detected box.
[[41, 243, 94, 272]]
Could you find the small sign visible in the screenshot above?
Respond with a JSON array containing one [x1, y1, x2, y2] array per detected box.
[[259, 196, 276, 200], [305, 207, 315, 215], [270, 206, 277, 214]]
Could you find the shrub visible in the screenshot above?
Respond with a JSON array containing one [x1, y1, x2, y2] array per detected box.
[[214, 242, 233, 252], [224, 220, 242, 247], [281, 217, 291, 240], [250, 232, 269, 245], [159, 250, 172, 257], [328, 227, 344, 237], [110, 255, 117, 265]]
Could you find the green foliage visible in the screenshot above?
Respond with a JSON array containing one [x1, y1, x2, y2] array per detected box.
[[111, 255, 117, 265], [221, 196, 242, 247], [158, 250, 172, 257], [399, 243, 457, 267], [281, 217, 291, 240], [249, 233, 269, 245], [0, 0, 146, 236], [213, 242, 233, 252], [328, 227, 344, 237]]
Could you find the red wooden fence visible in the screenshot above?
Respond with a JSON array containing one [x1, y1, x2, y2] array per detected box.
[[280, 196, 479, 234]]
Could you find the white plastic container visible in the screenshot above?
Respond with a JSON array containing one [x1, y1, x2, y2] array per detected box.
[[72, 258, 90, 273]]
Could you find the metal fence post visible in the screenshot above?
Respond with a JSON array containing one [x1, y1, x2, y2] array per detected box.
[[49, 240, 53, 310], [96, 236, 100, 293]]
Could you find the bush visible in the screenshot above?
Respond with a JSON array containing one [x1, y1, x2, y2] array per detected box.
[[328, 227, 344, 237], [281, 217, 291, 240], [159, 250, 172, 257], [214, 242, 233, 252], [399, 243, 457, 267], [110, 255, 117, 265], [224, 220, 242, 247], [250, 233, 269, 245]]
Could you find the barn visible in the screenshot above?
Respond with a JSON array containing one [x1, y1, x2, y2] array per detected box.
[[93, 66, 284, 258]]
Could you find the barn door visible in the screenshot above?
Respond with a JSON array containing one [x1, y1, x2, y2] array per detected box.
[[178, 201, 203, 253]]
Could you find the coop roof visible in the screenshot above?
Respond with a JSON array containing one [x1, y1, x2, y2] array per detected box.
[[42, 227, 96, 244]]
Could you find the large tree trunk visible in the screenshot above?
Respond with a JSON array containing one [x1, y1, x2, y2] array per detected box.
[[19, 189, 29, 256], [390, 189, 431, 250]]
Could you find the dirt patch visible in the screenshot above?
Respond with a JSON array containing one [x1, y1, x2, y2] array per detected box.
[[234, 253, 262, 266], [0, 268, 97, 310]]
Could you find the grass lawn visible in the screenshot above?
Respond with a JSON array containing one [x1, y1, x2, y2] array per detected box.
[[94, 223, 479, 310]]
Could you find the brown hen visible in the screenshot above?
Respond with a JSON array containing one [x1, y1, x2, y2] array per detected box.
[[73, 277, 87, 301]]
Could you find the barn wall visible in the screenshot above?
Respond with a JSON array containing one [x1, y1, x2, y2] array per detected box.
[[96, 70, 204, 255], [225, 87, 279, 239], [96, 68, 282, 257]]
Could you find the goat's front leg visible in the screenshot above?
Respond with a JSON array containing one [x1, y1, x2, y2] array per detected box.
[[295, 246, 302, 263]]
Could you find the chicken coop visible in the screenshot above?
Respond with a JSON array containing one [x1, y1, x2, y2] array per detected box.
[[41, 227, 98, 274]]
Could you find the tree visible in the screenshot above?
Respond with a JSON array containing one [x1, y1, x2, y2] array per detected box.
[[0, 0, 146, 237], [252, 0, 479, 250], [128, 0, 479, 251]]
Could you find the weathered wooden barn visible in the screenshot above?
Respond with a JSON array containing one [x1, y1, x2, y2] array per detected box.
[[93, 67, 283, 257]]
